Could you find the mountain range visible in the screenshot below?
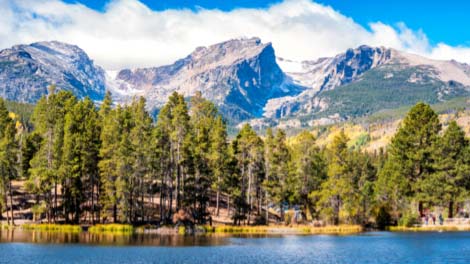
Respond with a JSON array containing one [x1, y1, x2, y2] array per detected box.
[[1, 38, 470, 128]]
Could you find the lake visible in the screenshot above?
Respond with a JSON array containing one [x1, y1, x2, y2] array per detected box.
[[1, 230, 470, 263]]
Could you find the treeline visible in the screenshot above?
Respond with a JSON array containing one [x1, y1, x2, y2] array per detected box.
[[0, 88, 469, 227]]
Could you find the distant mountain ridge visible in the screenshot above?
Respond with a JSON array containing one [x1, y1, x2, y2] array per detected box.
[[1, 38, 470, 128], [265, 45, 470, 127]]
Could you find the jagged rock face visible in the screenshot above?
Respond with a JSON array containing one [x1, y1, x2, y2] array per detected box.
[[114, 38, 302, 123], [268, 45, 470, 120], [265, 46, 392, 118], [280, 45, 392, 93], [0, 41, 106, 103], [321, 46, 393, 91]]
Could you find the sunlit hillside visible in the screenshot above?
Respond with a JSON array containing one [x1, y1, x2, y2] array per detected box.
[[310, 98, 470, 152]]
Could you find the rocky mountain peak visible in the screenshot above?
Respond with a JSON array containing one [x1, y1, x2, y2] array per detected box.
[[0, 41, 106, 103], [112, 37, 301, 123], [190, 37, 267, 62]]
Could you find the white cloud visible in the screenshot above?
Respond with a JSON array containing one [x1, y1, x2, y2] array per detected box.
[[1, 0, 470, 70]]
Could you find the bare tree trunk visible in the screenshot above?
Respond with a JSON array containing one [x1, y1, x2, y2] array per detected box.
[[449, 201, 454, 218], [168, 182, 173, 222], [97, 177, 101, 223], [160, 175, 164, 223], [113, 203, 117, 223], [129, 189, 133, 224], [91, 175, 95, 224], [141, 185, 145, 223], [216, 188, 220, 217], [175, 144, 180, 210], [247, 165, 252, 225], [4, 194, 10, 225], [265, 191, 269, 225], [47, 194, 52, 223], [9, 180, 14, 225], [227, 196, 230, 217], [54, 182, 57, 223], [418, 201, 423, 217]]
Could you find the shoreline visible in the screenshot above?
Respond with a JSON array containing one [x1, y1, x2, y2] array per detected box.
[[0, 223, 363, 235], [388, 225, 470, 232], [5, 223, 470, 235]]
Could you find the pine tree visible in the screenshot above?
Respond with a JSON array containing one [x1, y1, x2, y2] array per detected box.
[[115, 106, 135, 223], [423, 121, 470, 217], [129, 97, 153, 222], [28, 89, 76, 222], [152, 120, 172, 223], [155, 92, 191, 221], [289, 130, 326, 220], [232, 124, 264, 225], [98, 99, 122, 223], [377, 102, 441, 218], [189, 92, 223, 223], [315, 131, 354, 224], [264, 129, 289, 222], [209, 116, 229, 217], [349, 150, 376, 225], [262, 128, 275, 224], [0, 99, 18, 225], [20, 132, 42, 179], [61, 98, 100, 223]]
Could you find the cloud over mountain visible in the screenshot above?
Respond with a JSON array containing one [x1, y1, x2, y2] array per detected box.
[[2, 0, 470, 70]]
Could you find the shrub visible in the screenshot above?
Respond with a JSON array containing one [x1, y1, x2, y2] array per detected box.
[[88, 224, 133, 233], [22, 224, 81, 232], [284, 210, 294, 225], [398, 212, 420, 227], [31, 202, 47, 222]]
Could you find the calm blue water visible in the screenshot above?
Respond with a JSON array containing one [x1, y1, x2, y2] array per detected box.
[[1, 231, 470, 263]]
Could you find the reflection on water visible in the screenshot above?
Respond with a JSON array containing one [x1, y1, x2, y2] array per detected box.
[[0, 230, 229, 246], [1, 231, 470, 263]]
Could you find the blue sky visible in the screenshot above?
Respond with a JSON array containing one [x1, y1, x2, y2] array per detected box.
[[63, 0, 470, 46]]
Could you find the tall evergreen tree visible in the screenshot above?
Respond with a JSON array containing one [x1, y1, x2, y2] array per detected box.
[[232, 124, 264, 225], [129, 97, 153, 222], [209, 116, 229, 217], [98, 97, 122, 223], [376, 103, 441, 218], [0, 99, 18, 224], [61, 98, 100, 223], [155, 92, 192, 221], [264, 129, 289, 222], [289, 131, 326, 220], [188, 92, 216, 223], [423, 121, 470, 217], [115, 106, 135, 223], [314, 131, 373, 224], [28, 89, 76, 222]]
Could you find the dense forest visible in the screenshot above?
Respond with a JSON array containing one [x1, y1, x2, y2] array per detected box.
[[0, 86, 469, 228]]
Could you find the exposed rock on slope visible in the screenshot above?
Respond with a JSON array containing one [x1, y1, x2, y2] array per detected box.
[[0, 41, 106, 102], [113, 37, 303, 123], [267, 46, 470, 122]]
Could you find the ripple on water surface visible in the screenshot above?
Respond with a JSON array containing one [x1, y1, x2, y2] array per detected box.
[[1, 231, 470, 263]]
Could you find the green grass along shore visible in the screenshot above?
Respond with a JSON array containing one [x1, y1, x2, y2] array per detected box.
[[0, 223, 363, 235], [388, 225, 470, 232], [5, 223, 470, 234]]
